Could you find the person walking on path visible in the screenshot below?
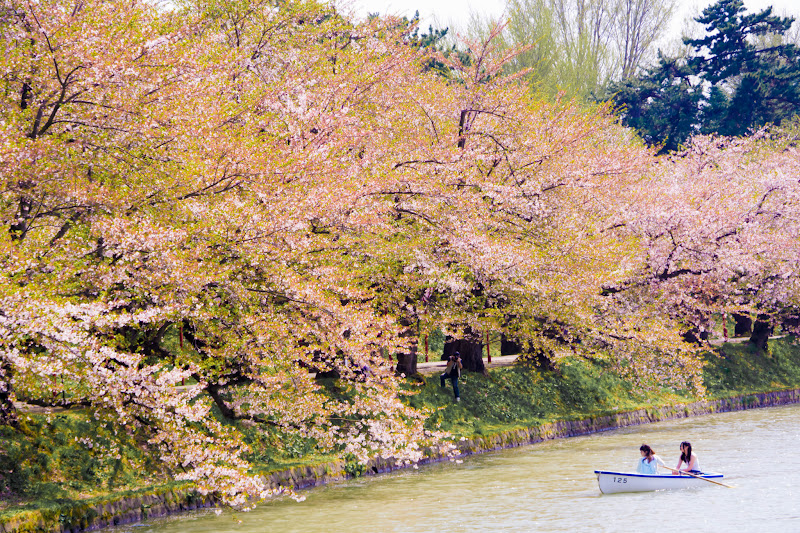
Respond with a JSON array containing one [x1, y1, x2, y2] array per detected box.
[[440, 351, 463, 402]]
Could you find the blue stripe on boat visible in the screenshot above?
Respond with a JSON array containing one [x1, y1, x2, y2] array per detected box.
[[593, 470, 724, 479]]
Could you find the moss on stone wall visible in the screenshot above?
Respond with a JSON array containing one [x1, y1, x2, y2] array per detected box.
[[0, 484, 216, 533]]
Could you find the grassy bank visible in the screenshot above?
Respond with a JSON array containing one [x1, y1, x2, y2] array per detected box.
[[409, 336, 800, 438], [704, 336, 800, 397], [410, 361, 689, 437], [3, 336, 800, 526]]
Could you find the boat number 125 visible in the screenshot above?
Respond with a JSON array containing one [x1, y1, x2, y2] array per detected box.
[[613, 477, 628, 483]]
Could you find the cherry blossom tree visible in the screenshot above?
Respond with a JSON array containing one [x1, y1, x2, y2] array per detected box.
[[4, 0, 795, 507], [605, 126, 800, 361], [0, 0, 454, 504]]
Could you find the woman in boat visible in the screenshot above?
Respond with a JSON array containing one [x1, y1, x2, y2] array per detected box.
[[636, 444, 665, 474], [674, 441, 701, 474]]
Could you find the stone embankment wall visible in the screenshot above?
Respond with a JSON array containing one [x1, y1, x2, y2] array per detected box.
[[3, 388, 799, 533], [0, 486, 216, 533]]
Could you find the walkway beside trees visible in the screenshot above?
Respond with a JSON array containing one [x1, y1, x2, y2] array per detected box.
[[416, 354, 520, 375]]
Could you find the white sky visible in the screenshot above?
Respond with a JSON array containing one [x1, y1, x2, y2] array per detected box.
[[347, 0, 800, 47]]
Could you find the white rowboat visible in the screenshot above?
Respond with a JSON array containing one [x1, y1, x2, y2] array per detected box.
[[594, 470, 725, 494]]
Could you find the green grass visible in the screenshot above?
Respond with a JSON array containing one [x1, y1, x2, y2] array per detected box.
[[407, 359, 694, 438], [0, 411, 169, 506], [703, 336, 800, 397], [0, 480, 197, 529]]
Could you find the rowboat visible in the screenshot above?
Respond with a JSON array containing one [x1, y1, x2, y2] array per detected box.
[[594, 470, 725, 494]]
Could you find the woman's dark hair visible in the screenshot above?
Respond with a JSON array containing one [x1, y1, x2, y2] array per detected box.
[[680, 441, 693, 464], [640, 444, 655, 461]]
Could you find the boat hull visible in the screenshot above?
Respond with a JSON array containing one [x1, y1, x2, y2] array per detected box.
[[594, 470, 725, 494]]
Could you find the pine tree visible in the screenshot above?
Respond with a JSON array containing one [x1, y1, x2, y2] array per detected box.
[[606, 54, 701, 153], [605, 0, 800, 149], [686, 0, 800, 136]]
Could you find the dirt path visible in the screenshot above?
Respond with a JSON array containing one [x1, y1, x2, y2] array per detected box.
[[415, 354, 519, 375]]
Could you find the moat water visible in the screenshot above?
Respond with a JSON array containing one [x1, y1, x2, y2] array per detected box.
[[110, 403, 800, 533]]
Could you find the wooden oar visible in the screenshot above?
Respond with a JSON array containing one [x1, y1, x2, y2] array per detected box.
[[658, 465, 735, 488]]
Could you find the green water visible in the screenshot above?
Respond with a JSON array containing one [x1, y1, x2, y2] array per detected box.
[[110, 404, 800, 533]]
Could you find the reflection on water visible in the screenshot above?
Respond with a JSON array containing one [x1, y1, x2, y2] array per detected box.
[[109, 404, 800, 533]]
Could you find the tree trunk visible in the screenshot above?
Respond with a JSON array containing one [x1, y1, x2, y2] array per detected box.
[[395, 319, 419, 376], [500, 334, 521, 356], [681, 328, 709, 345], [9, 195, 32, 241], [733, 313, 752, 337], [749, 314, 772, 352], [0, 357, 18, 427], [443, 330, 486, 375], [395, 343, 419, 376], [519, 345, 557, 370]]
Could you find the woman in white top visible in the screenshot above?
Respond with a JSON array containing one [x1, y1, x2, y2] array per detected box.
[[636, 444, 665, 474], [675, 441, 701, 473]]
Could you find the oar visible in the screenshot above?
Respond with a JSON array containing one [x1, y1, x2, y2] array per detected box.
[[658, 465, 735, 488]]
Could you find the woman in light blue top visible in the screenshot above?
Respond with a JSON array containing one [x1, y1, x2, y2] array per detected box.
[[636, 444, 665, 474]]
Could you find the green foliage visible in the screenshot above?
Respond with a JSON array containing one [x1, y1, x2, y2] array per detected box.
[[343, 454, 367, 478], [418, 328, 446, 362], [502, 0, 559, 96], [703, 336, 800, 397], [686, 0, 797, 84], [428, 328, 445, 356], [686, 0, 800, 136], [239, 423, 319, 467], [605, 54, 702, 153]]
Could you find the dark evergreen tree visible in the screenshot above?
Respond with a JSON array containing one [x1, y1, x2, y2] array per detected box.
[[604, 0, 800, 151], [732, 313, 753, 337], [606, 54, 701, 153], [749, 313, 774, 352], [500, 333, 522, 356], [686, 0, 800, 136]]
